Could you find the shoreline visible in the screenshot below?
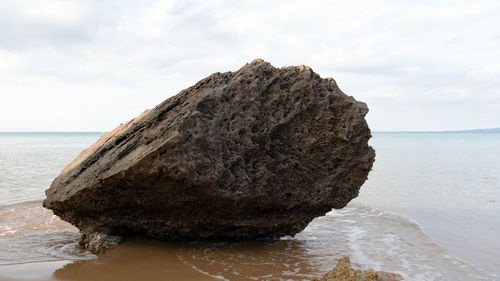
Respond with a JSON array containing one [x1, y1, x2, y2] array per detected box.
[[0, 241, 218, 281], [0, 244, 402, 281], [0, 260, 71, 281], [1, 200, 496, 280], [0, 260, 216, 281]]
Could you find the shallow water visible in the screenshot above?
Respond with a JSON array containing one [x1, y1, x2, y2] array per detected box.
[[0, 132, 499, 280], [0, 133, 100, 205], [0, 201, 489, 281], [355, 132, 500, 280]]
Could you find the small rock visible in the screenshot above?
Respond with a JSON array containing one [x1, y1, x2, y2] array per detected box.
[[311, 256, 403, 281], [78, 230, 122, 254]]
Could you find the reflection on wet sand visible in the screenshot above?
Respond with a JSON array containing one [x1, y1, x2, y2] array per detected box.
[[52, 239, 323, 281], [52, 241, 215, 281], [175, 239, 321, 280]]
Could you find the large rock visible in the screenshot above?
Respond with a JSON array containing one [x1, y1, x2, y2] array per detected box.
[[43, 59, 375, 252]]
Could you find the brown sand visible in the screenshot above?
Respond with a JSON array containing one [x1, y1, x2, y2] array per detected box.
[[0, 241, 215, 281]]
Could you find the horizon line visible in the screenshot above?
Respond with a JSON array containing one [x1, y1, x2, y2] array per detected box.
[[1, 128, 499, 134]]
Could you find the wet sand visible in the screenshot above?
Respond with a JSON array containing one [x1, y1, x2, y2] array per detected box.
[[0, 241, 216, 281], [0, 237, 330, 281], [1, 201, 489, 280]]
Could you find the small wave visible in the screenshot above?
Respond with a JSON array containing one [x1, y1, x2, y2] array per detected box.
[[0, 200, 77, 237], [0, 201, 94, 265], [0, 231, 95, 265], [302, 203, 491, 281], [0, 201, 493, 280], [345, 202, 425, 231], [173, 204, 493, 281]]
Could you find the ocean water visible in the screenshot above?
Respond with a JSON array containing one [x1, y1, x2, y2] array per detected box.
[[0, 132, 499, 280], [354, 132, 500, 280]]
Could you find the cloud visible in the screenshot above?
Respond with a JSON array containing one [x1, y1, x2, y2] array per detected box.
[[0, 0, 499, 131], [0, 1, 100, 50]]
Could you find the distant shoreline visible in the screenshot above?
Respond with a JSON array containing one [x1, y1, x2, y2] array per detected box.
[[374, 128, 500, 133], [0, 132, 102, 134], [0, 132, 104, 135]]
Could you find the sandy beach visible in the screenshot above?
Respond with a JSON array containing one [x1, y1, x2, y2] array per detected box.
[[0, 241, 216, 281]]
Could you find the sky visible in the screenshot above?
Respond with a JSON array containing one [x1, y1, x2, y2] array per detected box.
[[0, 0, 499, 132]]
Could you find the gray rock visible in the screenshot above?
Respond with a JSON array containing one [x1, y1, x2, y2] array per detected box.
[[43, 59, 375, 252]]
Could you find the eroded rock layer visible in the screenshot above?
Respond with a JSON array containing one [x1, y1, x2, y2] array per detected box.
[[44, 59, 375, 252]]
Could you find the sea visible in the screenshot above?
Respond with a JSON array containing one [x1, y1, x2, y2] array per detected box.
[[0, 132, 499, 281]]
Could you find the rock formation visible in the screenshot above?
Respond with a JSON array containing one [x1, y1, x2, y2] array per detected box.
[[43, 59, 375, 253], [311, 256, 402, 281]]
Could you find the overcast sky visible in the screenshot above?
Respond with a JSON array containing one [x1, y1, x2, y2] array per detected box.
[[1, 0, 499, 132]]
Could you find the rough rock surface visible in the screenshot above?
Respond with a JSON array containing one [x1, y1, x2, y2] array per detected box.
[[43, 59, 375, 252], [311, 256, 403, 281]]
